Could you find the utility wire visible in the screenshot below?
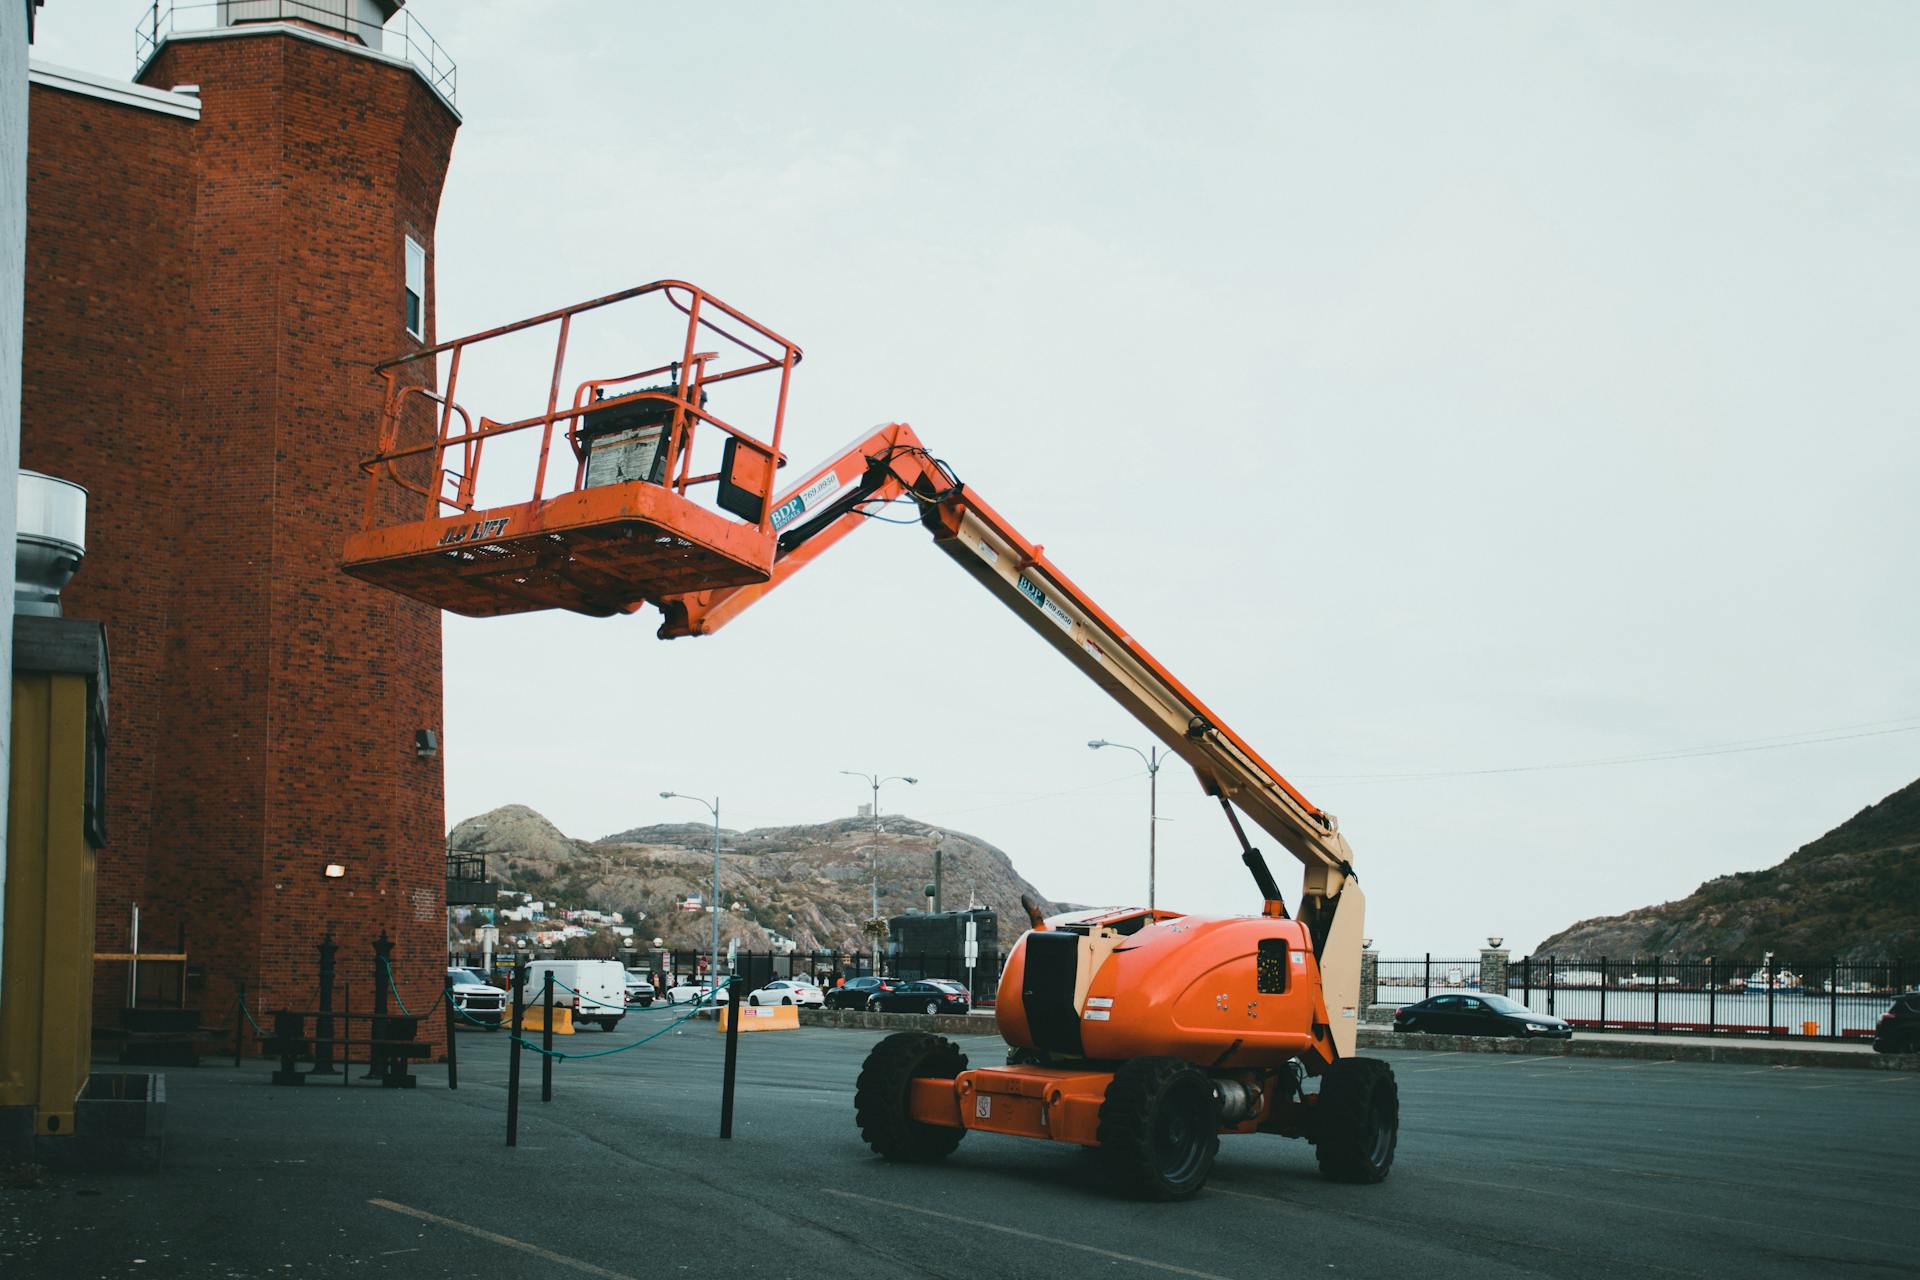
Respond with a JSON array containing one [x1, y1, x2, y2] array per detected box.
[[1296, 715, 1920, 785]]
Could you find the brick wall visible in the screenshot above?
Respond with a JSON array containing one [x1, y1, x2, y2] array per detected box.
[[21, 30, 458, 1041]]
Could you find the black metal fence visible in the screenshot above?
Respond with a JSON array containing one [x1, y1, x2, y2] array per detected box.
[[1375, 955, 1482, 1003], [449, 949, 1008, 1005], [1378, 954, 1911, 1039]]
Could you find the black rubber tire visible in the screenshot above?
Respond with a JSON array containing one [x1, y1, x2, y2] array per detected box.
[[1006, 1045, 1050, 1067], [1095, 1057, 1219, 1201], [600, 1018, 622, 1032], [1314, 1058, 1398, 1184], [782, 997, 793, 1006], [855, 1032, 969, 1161]]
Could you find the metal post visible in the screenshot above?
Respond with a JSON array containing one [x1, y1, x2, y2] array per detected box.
[[443, 978, 459, 1091], [1548, 956, 1556, 1016], [506, 965, 526, 1147], [1708, 959, 1716, 1033], [366, 932, 393, 1079], [720, 975, 743, 1139], [234, 979, 246, 1067], [1652, 955, 1661, 1031], [1148, 746, 1159, 912], [1423, 952, 1431, 1001], [1767, 953, 1777, 1037], [1599, 958, 1607, 1028], [711, 800, 721, 1003], [541, 973, 555, 1103], [315, 932, 339, 1075], [1828, 957, 1838, 1039]]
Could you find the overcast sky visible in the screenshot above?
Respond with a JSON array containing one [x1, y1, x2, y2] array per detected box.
[[36, 2, 1920, 953]]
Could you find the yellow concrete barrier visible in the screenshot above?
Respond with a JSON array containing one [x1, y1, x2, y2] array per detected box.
[[522, 1005, 574, 1035], [716, 1004, 800, 1033]]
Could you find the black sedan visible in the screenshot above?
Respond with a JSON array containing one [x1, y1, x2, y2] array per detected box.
[[823, 976, 900, 1010], [869, 979, 971, 1015], [1873, 991, 1920, 1054], [1393, 991, 1571, 1038]]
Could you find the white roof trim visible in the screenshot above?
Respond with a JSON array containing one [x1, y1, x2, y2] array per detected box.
[[138, 22, 461, 123], [28, 60, 202, 121]]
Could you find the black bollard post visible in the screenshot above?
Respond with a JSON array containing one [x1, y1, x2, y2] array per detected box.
[[507, 964, 526, 1147], [314, 933, 339, 1075], [720, 977, 742, 1140], [444, 977, 459, 1091], [366, 931, 393, 1080], [233, 978, 247, 1067], [541, 972, 555, 1103]]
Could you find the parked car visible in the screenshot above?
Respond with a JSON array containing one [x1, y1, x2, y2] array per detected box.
[[666, 979, 738, 1006], [623, 973, 655, 1008], [1873, 991, 1920, 1054], [520, 959, 627, 1030], [869, 979, 971, 1015], [446, 967, 507, 1030], [746, 979, 824, 1008], [824, 976, 899, 1009], [1393, 992, 1572, 1038]]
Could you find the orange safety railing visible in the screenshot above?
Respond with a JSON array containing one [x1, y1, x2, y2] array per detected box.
[[354, 281, 802, 540]]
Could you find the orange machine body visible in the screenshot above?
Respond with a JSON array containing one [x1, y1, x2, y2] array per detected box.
[[994, 912, 1333, 1070]]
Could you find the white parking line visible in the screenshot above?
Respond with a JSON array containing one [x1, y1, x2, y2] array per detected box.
[[822, 1188, 1238, 1280], [369, 1199, 638, 1279]]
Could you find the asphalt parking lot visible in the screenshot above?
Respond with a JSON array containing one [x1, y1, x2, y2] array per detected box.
[[2, 1009, 1914, 1279]]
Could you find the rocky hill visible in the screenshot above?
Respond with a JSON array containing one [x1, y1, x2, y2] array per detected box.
[[449, 804, 1064, 953], [1532, 776, 1920, 962]]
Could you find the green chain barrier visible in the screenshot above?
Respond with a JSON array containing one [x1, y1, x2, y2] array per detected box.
[[385, 961, 412, 1015], [454, 975, 737, 1061], [232, 990, 267, 1037]]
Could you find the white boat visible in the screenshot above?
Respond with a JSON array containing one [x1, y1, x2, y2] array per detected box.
[[1743, 968, 1801, 992]]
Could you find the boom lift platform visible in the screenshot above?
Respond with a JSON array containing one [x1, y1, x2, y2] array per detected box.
[[343, 282, 1395, 1199]]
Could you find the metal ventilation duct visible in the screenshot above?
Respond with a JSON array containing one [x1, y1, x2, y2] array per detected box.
[[16, 471, 88, 617]]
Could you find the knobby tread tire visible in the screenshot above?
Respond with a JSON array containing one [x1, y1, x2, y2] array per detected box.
[[1314, 1057, 1398, 1184], [855, 1032, 969, 1161], [1095, 1056, 1219, 1201]]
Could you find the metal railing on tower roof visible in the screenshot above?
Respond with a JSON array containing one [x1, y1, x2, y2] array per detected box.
[[134, 1, 457, 106]]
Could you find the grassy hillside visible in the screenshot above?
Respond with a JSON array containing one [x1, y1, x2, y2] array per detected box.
[[1532, 776, 1920, 962]]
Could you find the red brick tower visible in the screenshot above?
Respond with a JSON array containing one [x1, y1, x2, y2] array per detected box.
[[21, 11, 459, 1034]]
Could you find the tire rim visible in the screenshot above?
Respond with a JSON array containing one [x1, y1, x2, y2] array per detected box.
[[927, 1002, 939, 1015], [1153, 1083, 1209, 1182], [1364, 1094, 1395, 1166]]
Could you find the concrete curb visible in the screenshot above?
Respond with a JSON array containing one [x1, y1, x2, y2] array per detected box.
[[1359, 1026, 1920, 1071], [694, 1006, 1920, 1071]]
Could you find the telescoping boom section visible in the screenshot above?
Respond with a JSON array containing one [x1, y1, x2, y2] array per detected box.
[[340, 282, 1366, 1057]]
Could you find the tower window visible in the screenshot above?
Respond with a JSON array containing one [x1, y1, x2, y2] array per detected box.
[[404, 236, 427, 339]]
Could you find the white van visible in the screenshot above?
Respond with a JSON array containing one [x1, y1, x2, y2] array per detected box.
[[519, 960, 627, 1030]]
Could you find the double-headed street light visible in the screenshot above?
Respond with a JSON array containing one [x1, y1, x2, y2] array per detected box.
[[1089, 739, 1163, 911], [661, 790, 722, 989], [841, 770, 917, 971]]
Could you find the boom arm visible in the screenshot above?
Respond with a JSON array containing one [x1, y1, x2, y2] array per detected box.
[[657, 424, 1362, 934]]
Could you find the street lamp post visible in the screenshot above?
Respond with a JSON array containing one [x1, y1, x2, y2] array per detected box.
[[1089, 739, 1163, 911], [840, 770, 917, 972], [661, 791, 722, 992]]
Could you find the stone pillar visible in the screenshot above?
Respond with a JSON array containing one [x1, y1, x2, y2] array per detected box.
[[1360, 946, 1378, 1012], [1481, 942, 1510, 997]]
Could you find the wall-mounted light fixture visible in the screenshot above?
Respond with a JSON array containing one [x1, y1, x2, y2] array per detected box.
[[415, 729, 439, 758], [323, 863, 347, 879]]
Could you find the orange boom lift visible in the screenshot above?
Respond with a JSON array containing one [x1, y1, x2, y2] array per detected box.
[[343, 282, 1395, 1199]]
